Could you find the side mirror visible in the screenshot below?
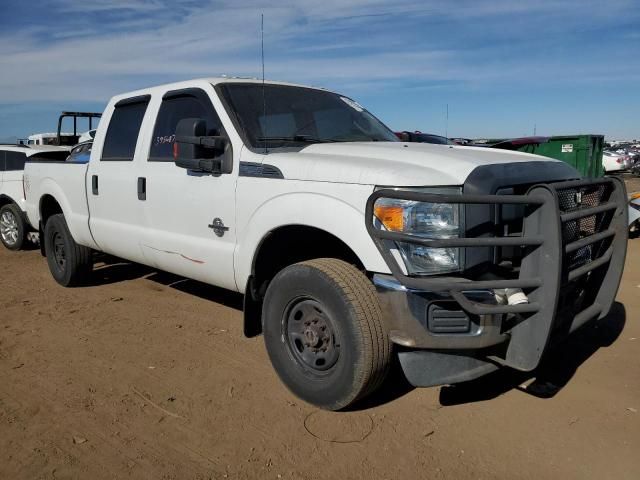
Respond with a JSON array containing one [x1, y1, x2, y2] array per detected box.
[[173, 118, 231, 174]]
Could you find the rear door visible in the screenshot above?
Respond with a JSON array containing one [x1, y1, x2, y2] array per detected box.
[[139, 86, 238, 290], [87, 95, 153, 264]]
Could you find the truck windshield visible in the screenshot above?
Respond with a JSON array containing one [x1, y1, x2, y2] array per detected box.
[[217, 83, 398, 150]]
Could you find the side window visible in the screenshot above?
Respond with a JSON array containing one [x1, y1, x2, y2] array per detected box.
[[0, 151, 5, 171], [149, 89, 224, 162], [5, 151, 27, 171], [101, 96, 150, 161]]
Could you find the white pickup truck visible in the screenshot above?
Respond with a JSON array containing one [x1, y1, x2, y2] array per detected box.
[[23, 78, 628, 410]]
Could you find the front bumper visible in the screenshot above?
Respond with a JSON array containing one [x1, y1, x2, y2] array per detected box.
[[367, 177, 628, 384], [373, 274, 508, 350]]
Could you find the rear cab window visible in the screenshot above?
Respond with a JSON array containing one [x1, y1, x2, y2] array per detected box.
[[101, 95, 150, 161]]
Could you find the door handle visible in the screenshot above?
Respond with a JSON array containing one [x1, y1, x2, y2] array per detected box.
[[91, 175, 98, 195], [137, 177, 146, 201]]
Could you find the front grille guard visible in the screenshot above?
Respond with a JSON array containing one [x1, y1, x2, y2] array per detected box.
[[365, 177, 628, 371]]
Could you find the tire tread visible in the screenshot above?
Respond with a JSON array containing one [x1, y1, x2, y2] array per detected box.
[[44, 214, 92, 287], [297, 258, 391, 407]]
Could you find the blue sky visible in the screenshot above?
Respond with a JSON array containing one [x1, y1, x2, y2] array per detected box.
[[0, 0, 639, 141]]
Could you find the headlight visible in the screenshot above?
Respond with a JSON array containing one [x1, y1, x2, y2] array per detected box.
[[373, 187, 462, 275]]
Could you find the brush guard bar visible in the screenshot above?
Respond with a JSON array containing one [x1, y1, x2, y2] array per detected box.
[[366, 177, 628, 371]]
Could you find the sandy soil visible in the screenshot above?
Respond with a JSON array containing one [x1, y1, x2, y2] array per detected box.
[[1, 240, 639, 479]]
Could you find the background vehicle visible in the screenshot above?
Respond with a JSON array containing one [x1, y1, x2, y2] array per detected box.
[[395, 131, 455, 145], [0, 145, 68, 250], [54, 111, 101, 146], [27, 112, 101, 150], [23, 78, 628, 410], [77, 129, 97, 144], [27, 133, 75, 147], [66, 141, 92, 163], [603, 151, 626, 172]]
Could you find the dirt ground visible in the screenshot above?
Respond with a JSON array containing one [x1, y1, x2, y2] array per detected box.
[[1, 230, 639, 479]]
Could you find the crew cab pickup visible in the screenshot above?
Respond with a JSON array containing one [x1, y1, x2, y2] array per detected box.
[[23, 78, 628, 410], [0, 145, 68, 250]]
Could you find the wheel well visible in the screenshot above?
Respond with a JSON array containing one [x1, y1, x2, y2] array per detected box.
[[40, 195, 63, 228], [243, 225, 366, 337], [0, 194, 15, 208]]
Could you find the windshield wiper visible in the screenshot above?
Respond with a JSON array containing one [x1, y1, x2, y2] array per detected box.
[[257, 135, 337, 144]]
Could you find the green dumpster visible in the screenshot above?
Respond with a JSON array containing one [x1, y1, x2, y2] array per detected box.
[[514, 135, 605, 178]]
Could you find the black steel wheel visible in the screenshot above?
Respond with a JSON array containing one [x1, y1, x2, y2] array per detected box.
[[284, 297, 340, 373], [51, 230, 67, 272], [44, 214, 92, 287], [263, 258, 391, 411]]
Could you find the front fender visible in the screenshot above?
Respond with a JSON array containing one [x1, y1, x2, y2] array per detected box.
[[234, 187, 390, 292]]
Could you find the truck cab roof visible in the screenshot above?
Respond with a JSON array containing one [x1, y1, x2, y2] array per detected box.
[[109, 77, 328, 104]]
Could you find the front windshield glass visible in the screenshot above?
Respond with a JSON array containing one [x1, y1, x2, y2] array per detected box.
[[217, 83, 398, 150]]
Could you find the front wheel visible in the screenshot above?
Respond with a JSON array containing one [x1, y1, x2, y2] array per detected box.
[[44, 214, 92, 287], [262, 258, 391, 410], [0, 204, 26, 250]]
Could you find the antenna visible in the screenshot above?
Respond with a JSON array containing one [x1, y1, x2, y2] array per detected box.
[[445, 103, 449, 138], [261, 13, 267, 155]]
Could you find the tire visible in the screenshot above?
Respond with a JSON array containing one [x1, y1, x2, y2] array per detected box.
[[43, 214, 92, 287], [0, 203, 27, 251], [262, 258, 391, 410]]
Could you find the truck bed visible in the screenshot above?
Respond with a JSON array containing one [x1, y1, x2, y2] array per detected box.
[[23, 160, 97, 249]]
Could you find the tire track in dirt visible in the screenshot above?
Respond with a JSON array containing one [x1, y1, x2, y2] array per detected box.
[[2, 245, 640, 479]]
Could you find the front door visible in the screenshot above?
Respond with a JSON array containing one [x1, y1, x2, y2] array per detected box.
[[139, 87, 238, 291]]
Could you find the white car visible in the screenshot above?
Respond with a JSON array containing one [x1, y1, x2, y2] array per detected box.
[[23, 78, 628, 410], [603, 151, 626, 172], [0, 145, 68, 249], [77, 129, 97, 144]]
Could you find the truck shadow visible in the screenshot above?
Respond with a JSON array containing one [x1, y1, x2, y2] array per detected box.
[[438, 302, 627, 406], [347, 356, 416, 411], [90, 259, 155, 285], [87, 257, 627, 410], [145, 270, 244, 310], [89, 256, 244, 310]]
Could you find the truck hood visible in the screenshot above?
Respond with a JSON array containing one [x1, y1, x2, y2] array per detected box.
[[261, 142, 569, 186]]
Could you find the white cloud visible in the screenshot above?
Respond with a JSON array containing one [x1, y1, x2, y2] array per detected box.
[[0, 0, 638, 105]]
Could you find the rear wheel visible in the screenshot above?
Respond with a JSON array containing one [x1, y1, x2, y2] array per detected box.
[[0, 204, 26, 251], [44, 214, 92, 287], [263, 258, 391, 410]]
